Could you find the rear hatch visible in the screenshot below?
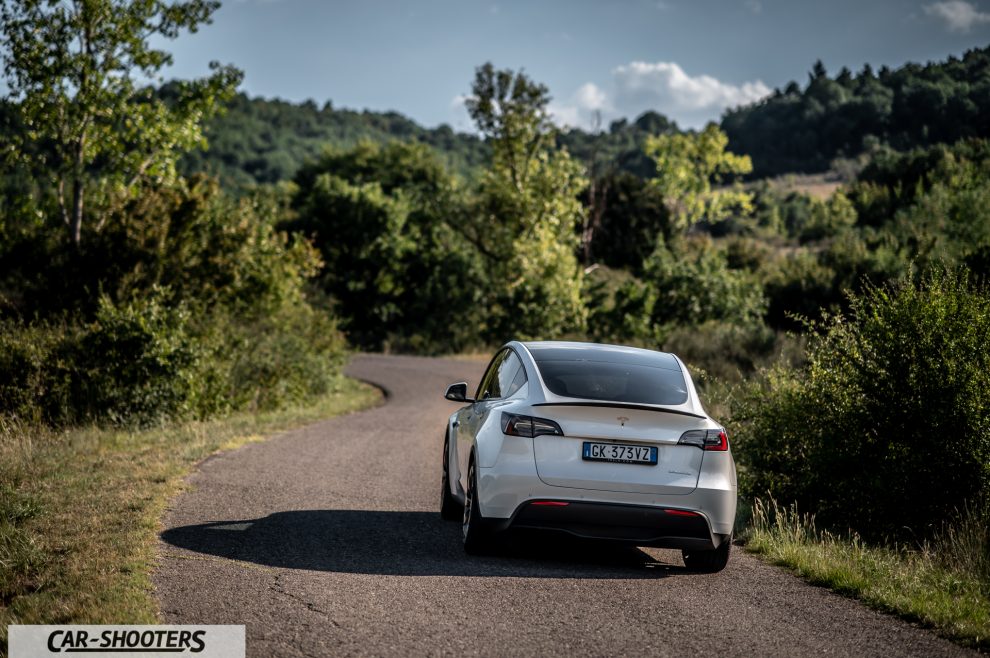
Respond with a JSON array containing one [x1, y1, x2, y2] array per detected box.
[[532, 405, 706, 495]]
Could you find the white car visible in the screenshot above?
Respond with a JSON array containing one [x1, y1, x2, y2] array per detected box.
[[440, 341, 737, 572]]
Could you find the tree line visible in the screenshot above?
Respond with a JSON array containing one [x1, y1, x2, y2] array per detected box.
[[723, 47, 990, 177], [177, 46, 990, 188]]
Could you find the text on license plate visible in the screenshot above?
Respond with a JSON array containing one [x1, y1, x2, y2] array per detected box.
[[582, 442, 658, 465]]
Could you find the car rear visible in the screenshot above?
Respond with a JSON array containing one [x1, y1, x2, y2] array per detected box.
[[497, 342, 736, 553]]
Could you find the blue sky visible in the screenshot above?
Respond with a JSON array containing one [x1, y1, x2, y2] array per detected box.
[[161, 0, 990, 130]]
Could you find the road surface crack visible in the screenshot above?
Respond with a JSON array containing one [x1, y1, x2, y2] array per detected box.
[[269, 573, 341, 628]]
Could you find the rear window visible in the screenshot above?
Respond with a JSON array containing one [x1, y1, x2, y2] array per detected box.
[[532, 358, 688, 406]]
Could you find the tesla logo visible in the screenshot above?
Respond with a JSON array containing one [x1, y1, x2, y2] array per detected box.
[[617, 416, 629, 426]]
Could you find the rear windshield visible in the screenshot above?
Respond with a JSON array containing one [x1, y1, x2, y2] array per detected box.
[[532, 358, 688, 406]]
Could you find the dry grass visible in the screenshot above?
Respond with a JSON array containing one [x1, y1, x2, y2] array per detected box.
[[0, 378, 381, 650], [758, 172, 844, 199], [743, 498, 990, 649]]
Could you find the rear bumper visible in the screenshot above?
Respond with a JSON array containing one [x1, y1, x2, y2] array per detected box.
[[476, 456, 737, 537], [494, 500, 727, 550]]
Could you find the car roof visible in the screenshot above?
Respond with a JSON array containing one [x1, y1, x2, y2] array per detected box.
[[520, 341, 682, 372]]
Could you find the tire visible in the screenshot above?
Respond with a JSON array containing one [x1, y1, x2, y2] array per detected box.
[[682, 534, 732, 573], [440, 431, 461, 521], [462, 458, 492, 554]]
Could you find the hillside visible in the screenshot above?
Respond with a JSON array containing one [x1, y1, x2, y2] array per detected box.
[[181, 46, 990, 187], [179, 91, 489, 187], [723, 46, 990, 177]]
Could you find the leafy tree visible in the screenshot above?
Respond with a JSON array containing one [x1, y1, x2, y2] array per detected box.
[[465, 63, 555, 188], [591, 171, 671, 271], [734, 269, 990, 539], [461, 63, 587, 341], [644, 124, 753, 231], [0, 0, 241, 245], [644, 237, 766, 328], [287, 141, 485, 352]]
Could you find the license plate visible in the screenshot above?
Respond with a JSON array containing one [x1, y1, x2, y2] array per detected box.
[[582, 442, 658, 465]]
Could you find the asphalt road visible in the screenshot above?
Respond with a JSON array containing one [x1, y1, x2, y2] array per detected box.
[[154, 354, 973, 657]]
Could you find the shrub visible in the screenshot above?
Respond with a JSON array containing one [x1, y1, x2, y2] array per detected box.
[[217, 303, 348, 412], [66, 293, 201, 425], [0, 321, 68, 425], [733, 268, 990, 540], [761, 251, 837, 330], [0, 294, 201, 426], [644, 236, 767, 328], [662, 321, 792, 385]]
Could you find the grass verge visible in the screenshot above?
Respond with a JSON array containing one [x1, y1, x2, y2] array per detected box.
[[0, 376, 381, 649], [742, 498, 990, 650]]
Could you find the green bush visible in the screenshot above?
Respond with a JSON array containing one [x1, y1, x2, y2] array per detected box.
[[662, 322, 793, 385], [761, 251, 837, 330], [0, 294, 201, 426], [217, 303, 348, 412], [733, 268, 990, 540], [0, 176, 349, 427], [66, 293, 200, 425], [644, 236, 766, 328], [0, 321, 68, 425]]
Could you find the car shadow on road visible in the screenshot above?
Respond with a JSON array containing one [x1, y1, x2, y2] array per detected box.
[[161, 510, 693, 579]]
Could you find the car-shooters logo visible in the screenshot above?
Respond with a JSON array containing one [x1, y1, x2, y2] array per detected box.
[[8, 625, 245, 658]]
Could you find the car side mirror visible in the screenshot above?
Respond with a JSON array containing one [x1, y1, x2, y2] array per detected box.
[[445, 382, 473, 403]]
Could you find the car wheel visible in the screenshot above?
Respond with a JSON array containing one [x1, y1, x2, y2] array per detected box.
[[462, 458, 491, 554], [440, 431, 461, 521], [682, 534, 732, 573]]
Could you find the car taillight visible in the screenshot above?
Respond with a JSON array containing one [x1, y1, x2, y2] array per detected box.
[[501, 412, 563, 438], [678, 428, 729, 451]]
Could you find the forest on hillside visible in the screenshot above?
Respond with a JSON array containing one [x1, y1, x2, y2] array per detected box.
[[181, 46, 990, 188]]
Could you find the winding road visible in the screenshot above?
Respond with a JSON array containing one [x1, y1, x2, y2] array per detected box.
[[154, 354, 973, 657]]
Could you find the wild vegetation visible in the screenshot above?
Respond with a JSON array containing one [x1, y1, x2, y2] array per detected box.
[[1, 0, 989, 647]]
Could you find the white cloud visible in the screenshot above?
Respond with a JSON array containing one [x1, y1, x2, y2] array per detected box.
[[547, 82, 613, 129], [547, 103, 582, 128], [610, 61, 770, 127], [574, 82, 609, 112], [745, 0, 763, 13], [452, 62, 769, 132], [924, 1, 990, 31]]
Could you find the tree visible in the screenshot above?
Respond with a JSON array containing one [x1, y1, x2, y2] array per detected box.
[[461, 63, 587, 341], [0, 0, 242, 246], [286, 141, 485, 353], [644, 123, 753, 231], [465, 63, 554, 190], [592, 171, 670, 271]]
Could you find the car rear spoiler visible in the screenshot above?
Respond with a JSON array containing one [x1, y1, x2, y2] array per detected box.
[[531, 401, 705, 419]]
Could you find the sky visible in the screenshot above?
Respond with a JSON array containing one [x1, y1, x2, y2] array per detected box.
[[156, 0, 990, 130]]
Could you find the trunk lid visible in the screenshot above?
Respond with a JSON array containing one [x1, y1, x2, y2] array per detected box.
[[531, 404, 707, 495]]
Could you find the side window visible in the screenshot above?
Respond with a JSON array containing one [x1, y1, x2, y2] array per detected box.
[[476, 350, 508, 400], [498, 352, 527, 399], [508, 363, 528, 398]]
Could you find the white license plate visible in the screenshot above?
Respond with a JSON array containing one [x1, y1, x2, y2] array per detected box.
[[582, 442, 658, 465]]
